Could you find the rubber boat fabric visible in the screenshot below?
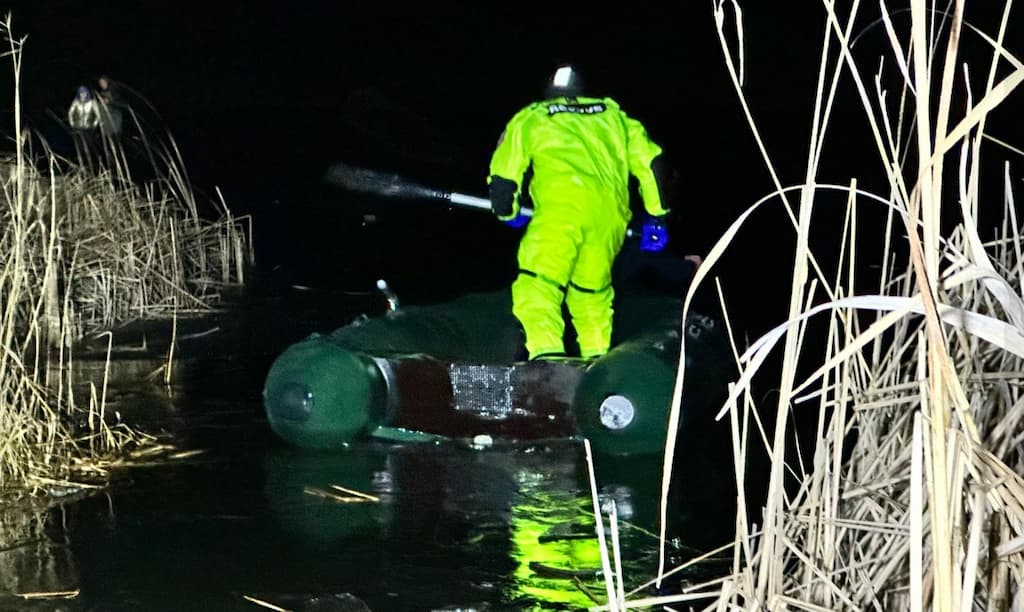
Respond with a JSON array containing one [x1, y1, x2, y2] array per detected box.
[[262, 289, 732, 456]]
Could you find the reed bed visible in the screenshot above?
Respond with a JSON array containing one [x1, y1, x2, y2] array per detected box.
[[51, 159, 251, 331], [587, 2, 1024, 610], [0, 16, 252, 502]]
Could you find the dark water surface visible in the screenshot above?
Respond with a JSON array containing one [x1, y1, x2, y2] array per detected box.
[[1, 289, 736, 612]]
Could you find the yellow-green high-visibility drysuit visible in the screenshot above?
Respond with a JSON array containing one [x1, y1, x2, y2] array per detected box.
[[489, 96, 669, 359]]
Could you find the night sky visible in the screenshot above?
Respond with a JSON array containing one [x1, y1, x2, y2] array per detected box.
[[3, 3, 1022, 335]]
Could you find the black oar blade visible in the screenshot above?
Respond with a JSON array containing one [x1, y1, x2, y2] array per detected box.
[[323, 162, 445, 201]]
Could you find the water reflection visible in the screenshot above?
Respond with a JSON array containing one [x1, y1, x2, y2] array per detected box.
[[4, 421, 733, 610], [263, 447, 395, 546], [506, 477, 603, 609], [0, 505, 79, 611], [264, 441, 591, 609], [262, 437, 734, 610]]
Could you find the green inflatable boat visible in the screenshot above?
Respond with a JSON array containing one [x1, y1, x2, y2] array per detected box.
[[262, 289, 732, 456]]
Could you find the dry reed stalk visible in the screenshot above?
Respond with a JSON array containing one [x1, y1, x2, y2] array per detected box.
[[242, 595, 292, 612], [585, 439, 621, 611], [15, 591, 80, 600], [301, 486, 376, 504], [328, 484, 379, 502], [591, 1, 1024, 610]]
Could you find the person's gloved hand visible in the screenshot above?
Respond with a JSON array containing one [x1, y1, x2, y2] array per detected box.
[[503, 211, 530, 229], [639, 215, 669, 252]]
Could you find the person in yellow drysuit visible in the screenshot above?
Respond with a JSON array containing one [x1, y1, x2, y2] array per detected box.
[[488, 65, 672, 360]]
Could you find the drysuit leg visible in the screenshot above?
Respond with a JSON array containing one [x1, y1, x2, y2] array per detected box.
[[512, 218, 582, 358], [565, 283, 614, 359], [565, 223, 625, 359], [511, 273, 566, 358]]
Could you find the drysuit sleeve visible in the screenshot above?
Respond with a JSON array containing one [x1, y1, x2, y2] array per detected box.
[[488, 107, 533, 221], [624, 115, 671, 218]]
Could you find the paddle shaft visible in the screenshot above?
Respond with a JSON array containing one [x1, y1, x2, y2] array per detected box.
[[326, 162, 635, 236], [447, 192, 532, 217]]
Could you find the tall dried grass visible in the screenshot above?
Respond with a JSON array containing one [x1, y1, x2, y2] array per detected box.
[[0, 16, 252, 500], [586, 2, 1024, 610]]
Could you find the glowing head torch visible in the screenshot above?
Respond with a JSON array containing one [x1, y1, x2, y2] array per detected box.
[[552, 66, 573, 88], [545, 65, 585, 98]]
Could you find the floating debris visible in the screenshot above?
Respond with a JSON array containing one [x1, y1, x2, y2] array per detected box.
[[243, 594, 291, 611], [329, 484, 379, 502], [16, 589, 80, 600], [302, 486, 377, 504]]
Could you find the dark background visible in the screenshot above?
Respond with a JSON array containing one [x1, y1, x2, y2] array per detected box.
[[2, 2, 1021, 342]]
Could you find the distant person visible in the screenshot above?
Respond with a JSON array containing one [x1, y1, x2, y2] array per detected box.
[[67, 85, 99, 131], [487, 64, 673, 361], [96, 75, 117, 103], [68, 85, 100, 166], [96, 75, 124, 137]]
